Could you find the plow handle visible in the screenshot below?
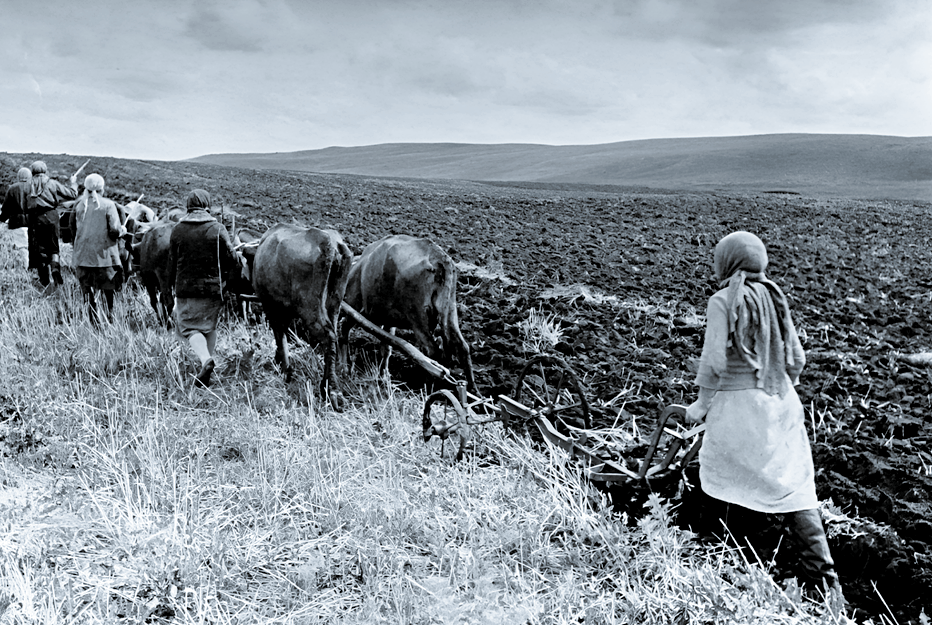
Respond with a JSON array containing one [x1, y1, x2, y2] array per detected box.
[[637, 404, 687, 479]]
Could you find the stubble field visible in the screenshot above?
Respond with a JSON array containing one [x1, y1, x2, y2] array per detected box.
[[2, 152, 931, 622]]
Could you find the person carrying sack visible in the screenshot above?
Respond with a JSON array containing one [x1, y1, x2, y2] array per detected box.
[[685, 231, 845, 607]]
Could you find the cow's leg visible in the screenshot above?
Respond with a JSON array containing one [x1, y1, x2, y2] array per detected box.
[[449, 328, 476, 392], [162, 289, 175, 325], [271, 324, 292, 381], [145, 284, 160, 318], [339, 311, 355, 368], [323, 335, 344, 411], [378, 327, 397, 380], [143, 276, 161, 320]]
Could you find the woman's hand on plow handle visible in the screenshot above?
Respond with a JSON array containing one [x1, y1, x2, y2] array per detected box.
[[686, 386, 715, 424]]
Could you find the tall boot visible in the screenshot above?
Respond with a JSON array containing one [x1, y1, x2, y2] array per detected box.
[[788, 508, 846, 605]]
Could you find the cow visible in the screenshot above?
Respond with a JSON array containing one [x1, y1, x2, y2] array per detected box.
[[137, 221, 177, 324], [124, 197, 157, 249], [342, 234, 475, 392], [164, 208, 186, 223], [233, 227, 262, 271], [251, 223, 353, 408]]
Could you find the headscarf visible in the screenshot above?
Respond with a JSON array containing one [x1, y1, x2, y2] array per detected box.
[[17, 167, 32, 183], [186, 189, 211, 211], [79, 173, 106, 217], [710, 231, 805, 396], [29, 161, 49, 198]]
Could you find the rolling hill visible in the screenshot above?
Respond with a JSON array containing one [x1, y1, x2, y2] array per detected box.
[[190, 133, 932, 202]]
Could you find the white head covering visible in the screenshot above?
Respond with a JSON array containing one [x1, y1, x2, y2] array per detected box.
[[710, 231, 805, 396], [80, 173, 106, 216], [17, 167, 32, 182]]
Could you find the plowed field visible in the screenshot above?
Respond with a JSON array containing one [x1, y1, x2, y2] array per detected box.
[[3, 153, 931, 621]]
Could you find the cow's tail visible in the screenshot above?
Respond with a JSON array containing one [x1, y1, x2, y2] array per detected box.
[[325, 236, 354, 333], [433, 253, 457, 326], [433, 253, 460, 343], [433, 252, 475, 390]]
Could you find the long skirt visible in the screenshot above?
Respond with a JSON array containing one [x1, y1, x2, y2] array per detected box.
[[174, 297, 223, 339], [698, 384, 818, 513]]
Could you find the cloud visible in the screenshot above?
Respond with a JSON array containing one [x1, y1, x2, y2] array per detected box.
[[0, 0, 929, 160]]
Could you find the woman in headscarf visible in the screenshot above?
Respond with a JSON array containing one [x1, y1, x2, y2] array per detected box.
[[0, 167, 33, 267], [27, 160, 78, 286], [69, 174, 126, 323], [167, 189, 243, 388], [685, 231, 844, 602]]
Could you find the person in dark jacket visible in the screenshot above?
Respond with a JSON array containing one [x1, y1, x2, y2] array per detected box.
[[0, 167, 32, 267], [69, 174, 127, 323], [167, 189, 243, 387], [27, 161, 78, 286]]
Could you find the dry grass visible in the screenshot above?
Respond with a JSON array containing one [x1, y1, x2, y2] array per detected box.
[[0, 235, 864, 624]]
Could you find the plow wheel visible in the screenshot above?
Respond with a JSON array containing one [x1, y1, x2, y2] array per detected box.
[[512, 354, 591, 431], [422, 389, 471, 461]]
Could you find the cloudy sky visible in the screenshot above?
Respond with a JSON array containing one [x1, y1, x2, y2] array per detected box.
[[1, 0, 929, 161]]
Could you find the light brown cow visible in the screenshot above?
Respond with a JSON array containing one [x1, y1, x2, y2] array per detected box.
[[252, 223, 353, 407], [342, 234, 475, 391]]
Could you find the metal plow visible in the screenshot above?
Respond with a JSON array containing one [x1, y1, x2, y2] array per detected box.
[[418, 352, 705, 486]]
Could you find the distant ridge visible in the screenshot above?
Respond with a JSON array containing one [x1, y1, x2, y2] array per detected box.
[[190, 134, 932, 201]]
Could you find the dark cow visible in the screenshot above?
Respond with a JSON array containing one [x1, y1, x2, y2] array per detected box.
[[137, 221, 177, 324], [251, 224, 353, 407], [342, 234, 475, 392]]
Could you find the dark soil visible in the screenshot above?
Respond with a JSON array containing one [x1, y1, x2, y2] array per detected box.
[[3, 152, 932, 621]]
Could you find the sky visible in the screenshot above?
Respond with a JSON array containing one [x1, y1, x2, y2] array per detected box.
[[1, 0, 930, 161]]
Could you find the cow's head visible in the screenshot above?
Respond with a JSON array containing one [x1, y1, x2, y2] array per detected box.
[[223, 249, 253, 297], [233, 228, 261, 282]]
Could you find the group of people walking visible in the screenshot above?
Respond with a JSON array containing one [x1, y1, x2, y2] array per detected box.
[[1, 162, 127, 321], [1, 161, 78, 286], [1, 164, 845, 608], [1, 164, 240, 387]]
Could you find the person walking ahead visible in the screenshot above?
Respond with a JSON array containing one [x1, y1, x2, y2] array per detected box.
[[167, 189, 242, 388], [685, 231, 844, 604], [0, 167, 32, 268], [69, 174, 126, 323], [27, 160, 78, 286]]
